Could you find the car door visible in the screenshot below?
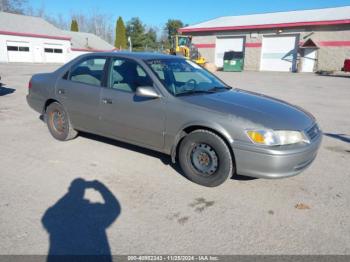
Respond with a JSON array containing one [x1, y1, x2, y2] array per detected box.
[[55, 56, 108, 132], [99, 57, 165, 149]]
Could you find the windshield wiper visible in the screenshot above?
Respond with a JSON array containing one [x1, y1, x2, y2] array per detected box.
[[207, 86, 232, 92], [176, 90, 215, 96]]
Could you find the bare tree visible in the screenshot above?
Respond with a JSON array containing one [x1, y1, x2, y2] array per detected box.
[[71, 11, 113, 44], [25, 2, 45, 17], [89, 11, 113, 43], [0, 0, 27, 14], [2, 0, 159, 47], [46, 13, 69, 30], [24, 4, 69, 31]]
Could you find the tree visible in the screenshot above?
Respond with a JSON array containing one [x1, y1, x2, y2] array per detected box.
[[159, 28, 170, 51], [25, 2, 44, 17], [144, 28, 157, 51], [165, 19, 184, 42], [126, 17, 146, 51], [0, 0, 27, 14], [114, 17, 127, 50], [88, 11, 113, 44], [46, 14, 69, 31], [70, 19, 79, 32], [71, 11, 113, 44]]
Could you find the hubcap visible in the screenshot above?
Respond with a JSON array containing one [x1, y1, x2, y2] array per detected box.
[[190, 143, 218, 176], [50, 110, 65, 134]]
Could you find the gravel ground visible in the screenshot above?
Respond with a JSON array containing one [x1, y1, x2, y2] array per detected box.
[[0, 63, 349, 255]]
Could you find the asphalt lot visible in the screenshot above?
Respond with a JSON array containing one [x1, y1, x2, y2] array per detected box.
[[0, 63, 349, 255]]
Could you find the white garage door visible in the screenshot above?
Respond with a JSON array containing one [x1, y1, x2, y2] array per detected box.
[[44, 44, 65, 63], [215, 37, 244, 67], [260, 35, 298, 72], [7, 41, 33, 63]]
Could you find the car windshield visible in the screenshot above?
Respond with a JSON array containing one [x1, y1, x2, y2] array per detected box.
[[146, 59, 230, 96]]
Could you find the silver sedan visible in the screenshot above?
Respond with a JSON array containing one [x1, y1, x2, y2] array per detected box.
[[27, 52, 322, 187]]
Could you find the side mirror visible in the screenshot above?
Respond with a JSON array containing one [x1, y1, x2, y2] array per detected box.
[[136, 86, 160, 99]]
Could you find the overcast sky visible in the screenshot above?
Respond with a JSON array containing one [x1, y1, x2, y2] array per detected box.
[[28, 0, 350, 27]]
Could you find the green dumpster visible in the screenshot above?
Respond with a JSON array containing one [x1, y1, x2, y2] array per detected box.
[[223, 51, 244, 72]]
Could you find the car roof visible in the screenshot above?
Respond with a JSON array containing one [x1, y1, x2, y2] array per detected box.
[[88, 51, 182, 61], [55, 51, 185, 75]]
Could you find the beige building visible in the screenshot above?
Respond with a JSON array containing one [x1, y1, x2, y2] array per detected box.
[[179, 6, 350, 72]]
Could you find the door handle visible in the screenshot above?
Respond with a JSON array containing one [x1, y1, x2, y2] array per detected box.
[[57, 89, 65, 94], [102, 98, 113, 104]]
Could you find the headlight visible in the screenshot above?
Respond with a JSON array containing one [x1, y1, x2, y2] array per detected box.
[[246, 130, 309, 146]]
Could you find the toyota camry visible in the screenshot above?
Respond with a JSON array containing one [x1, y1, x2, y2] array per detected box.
[[27, 52, 322, 187]]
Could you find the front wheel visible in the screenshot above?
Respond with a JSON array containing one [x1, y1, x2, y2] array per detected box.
[[179, 130, 234, 187], [46, 102, 78, 141]]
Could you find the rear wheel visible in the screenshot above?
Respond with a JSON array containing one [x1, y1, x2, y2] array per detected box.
[[179, 130, 233, 187], [46, 102, 78, 141]]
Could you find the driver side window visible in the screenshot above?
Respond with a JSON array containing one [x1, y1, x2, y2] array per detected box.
[[109, 58, 153, 93]]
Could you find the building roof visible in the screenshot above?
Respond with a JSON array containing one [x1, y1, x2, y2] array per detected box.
[[0, 11, 70, 40], [0, 11, 114, 50], [63, 31, 114, 51], [180, 6, 350, 33]]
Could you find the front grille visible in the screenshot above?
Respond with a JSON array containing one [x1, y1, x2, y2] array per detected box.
[[306, 124, 320, 141]]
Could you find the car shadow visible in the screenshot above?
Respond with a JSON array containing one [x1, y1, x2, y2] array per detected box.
[[80, 132, 256, 182], [42, 178, 120, 262], [316, 71, 350, 78], [0, 86, 16, 96], [39, 114, 46, 122], [80, 132, 172, 165], [324, 133, 350, 144], [232, 174, 257, 181]]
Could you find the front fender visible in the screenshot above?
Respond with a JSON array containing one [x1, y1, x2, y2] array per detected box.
[[170, 121, 234, 163]]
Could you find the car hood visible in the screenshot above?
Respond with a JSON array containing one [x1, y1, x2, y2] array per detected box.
[[179, 89, 315, 130]]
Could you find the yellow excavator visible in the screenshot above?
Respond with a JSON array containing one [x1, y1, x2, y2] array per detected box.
[[168, 35, 206, 66]]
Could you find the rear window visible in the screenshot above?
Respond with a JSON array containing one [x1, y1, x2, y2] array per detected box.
[[69, 58, 107, 86]]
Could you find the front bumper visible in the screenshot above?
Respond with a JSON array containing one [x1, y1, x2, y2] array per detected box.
[[231, 133, 322, 179]]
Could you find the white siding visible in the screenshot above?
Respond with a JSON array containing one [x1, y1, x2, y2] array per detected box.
[[0, 34, 70, 63], [43, 43, 65, 63], [6, 41, 32, 62]]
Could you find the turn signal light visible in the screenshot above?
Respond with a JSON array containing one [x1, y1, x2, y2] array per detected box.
[[246, 130, 265, 144]]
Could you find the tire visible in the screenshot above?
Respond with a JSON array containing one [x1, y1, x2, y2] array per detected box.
[[46, 102, 78, 141], [179, 130, 233, 187]]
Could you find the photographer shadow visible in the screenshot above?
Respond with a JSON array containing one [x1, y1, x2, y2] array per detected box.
[[0, 86, 15, 96], [42, 178, 121, 262]]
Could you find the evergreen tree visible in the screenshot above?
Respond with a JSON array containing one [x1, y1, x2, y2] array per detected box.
[[114, 17, 127, 50], [126, 17, 146, 51], [144, 28, 157, 51], [70, 19, 79, 32]]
